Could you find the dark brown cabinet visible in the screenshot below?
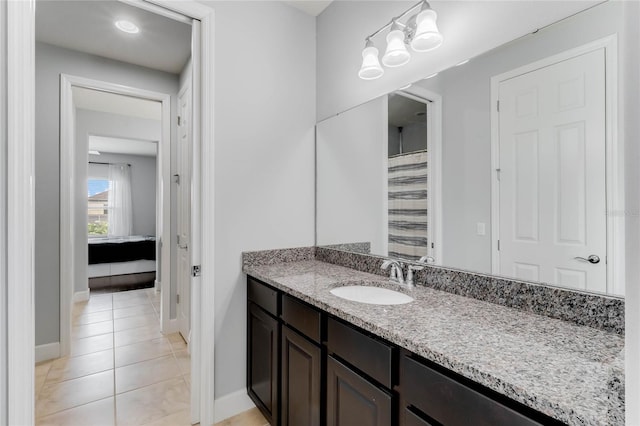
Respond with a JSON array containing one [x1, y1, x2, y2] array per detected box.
[[246, 275, 565, 426], [326, 355, 392, 426], [281, 325, 321, 426], [247, 302, 279, 425], [247, 276, 281, 424]]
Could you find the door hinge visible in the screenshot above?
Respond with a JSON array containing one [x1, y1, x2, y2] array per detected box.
[[177, 115, 182, 126], [496, 100, 500, 112], [497, 240, 500, 251], [496, 168, 501, 181], [192, 265, 201, 277], [431, 242, 434, 249], [173, 174, 180, 184], [176, 294, 180, 304]]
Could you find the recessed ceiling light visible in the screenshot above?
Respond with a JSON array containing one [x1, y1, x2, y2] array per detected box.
[[425, 72, 439, 79], [456, 59, 470, 66], [115, 20, 140, 34], [398, 83, 412, 90]]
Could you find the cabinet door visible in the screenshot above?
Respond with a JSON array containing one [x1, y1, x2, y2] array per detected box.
[[326, 355, 392, 426], [281, 326, 321, 426], [247, 302, 279, 425]]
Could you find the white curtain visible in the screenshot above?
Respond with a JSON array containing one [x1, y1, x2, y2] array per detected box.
[[108, 164, 133, 237]]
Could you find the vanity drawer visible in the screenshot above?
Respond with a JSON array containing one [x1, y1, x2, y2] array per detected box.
[[400, 354, 543, 426], [281, 294, 321, 343], [248, 276, 279, 317], [327, 317, 393, 388]]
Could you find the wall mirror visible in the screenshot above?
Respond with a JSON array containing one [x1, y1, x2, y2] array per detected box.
[[316, 1, 633, 297]]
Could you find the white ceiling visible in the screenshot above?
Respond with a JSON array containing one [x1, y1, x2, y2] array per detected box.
[[283, 1, 334, 16], [89, 135, 158, 157], [72, 86, 161, 120], [35, 0, 191, 74]]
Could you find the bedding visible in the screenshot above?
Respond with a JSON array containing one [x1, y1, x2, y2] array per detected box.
[[88, 235, 156, 264]]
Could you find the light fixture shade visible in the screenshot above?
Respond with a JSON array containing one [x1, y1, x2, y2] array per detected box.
[[358, 42, 384, 80], [410, 8, 443, 52], [382, 24, 411, 68]]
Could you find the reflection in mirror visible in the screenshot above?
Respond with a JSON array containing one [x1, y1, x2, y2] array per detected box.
[[316, 1, 633, 296]]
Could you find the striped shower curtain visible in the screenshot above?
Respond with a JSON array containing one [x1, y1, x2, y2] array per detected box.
[[388, 151, 428, 260]]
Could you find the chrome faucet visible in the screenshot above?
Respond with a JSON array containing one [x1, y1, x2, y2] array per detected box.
[[381, 259, 406, 286], [406, 255, 435, 287]]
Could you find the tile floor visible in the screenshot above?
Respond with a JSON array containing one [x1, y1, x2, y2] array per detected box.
[[35, 287, 267, 426], [35, 288, 192, 426]]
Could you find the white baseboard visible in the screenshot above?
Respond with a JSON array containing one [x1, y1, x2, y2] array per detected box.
[[162, 318, 178, 334], [214, 389, 256, 423], [73, 289, 90, 302], [35, 342, 60, 363]]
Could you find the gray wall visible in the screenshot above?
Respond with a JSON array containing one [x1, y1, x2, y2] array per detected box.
[[388, 122, 428, 157], [0, 0, 7, 421], [207, 1, 316, 399], [414, 1, 633, 274], [35, 41, 178, 346]]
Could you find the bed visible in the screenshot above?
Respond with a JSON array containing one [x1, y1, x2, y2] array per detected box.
[[88, 236, 157, 290]]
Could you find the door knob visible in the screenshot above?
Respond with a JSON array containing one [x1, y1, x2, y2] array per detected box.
[[574, 255, 600, 264]]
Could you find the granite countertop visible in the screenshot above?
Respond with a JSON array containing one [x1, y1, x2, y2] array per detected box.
[[243, 260, 624, 426]]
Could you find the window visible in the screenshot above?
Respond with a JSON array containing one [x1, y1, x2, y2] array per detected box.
[[88, 179, 110, 236]]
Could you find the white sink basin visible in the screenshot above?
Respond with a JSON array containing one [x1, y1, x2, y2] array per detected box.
[[330, 285, 414, 305]]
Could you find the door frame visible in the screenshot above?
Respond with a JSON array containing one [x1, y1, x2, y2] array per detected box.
[[397, 86, 443, 264], [4, 0, 216, 425], [490, 35, 623, 295], [59, 74, 172, 355], [176, 78, 192, 342]]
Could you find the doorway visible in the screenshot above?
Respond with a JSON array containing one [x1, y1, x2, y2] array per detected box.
[[490, 36, 624, 295]]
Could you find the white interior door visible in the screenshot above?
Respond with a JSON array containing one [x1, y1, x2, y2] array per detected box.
[[497, 48, 606, 292], [177, 82, 192, 342]]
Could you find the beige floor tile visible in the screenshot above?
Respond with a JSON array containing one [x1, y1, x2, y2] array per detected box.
[[46, 350, 113, 384], [72, 320, 114, 340], [113, 304, 156, 319], [114, 324, 163, 347], [114, 313, 159, 332], [70, 334, 114, 357], [166, 333, 187, 351], [141, 409, 191, 426], [73, 297, 113, 315], [114, 337, 173, 368], [115, 378, 189, 426], [36, 397, 115, 426], [214, 407, 268, 426], [36, 370, 114, 418], [113, 297, 152, 310], [74, 310, 113, 326], [174, 350, 191, 376], [115, 355, 182, 394], [35, 360, 54, 398]]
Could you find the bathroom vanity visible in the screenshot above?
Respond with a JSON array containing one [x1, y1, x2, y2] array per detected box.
[[243, 250, 624, 426]]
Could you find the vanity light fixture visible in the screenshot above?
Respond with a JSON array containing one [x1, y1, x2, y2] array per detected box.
[[358, 0, 443, 80], [382, 21, 411, 67], [358, 38, 385, 80], [115, 20, 140, 34]]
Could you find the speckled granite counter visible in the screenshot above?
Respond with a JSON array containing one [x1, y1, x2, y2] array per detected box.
[[243, 259, 624, 426]]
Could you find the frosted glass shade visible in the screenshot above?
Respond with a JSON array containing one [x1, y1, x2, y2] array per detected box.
[[382, 29, 410, 68], [358, 45, 384, 80], [410, 8, 443, 52]]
